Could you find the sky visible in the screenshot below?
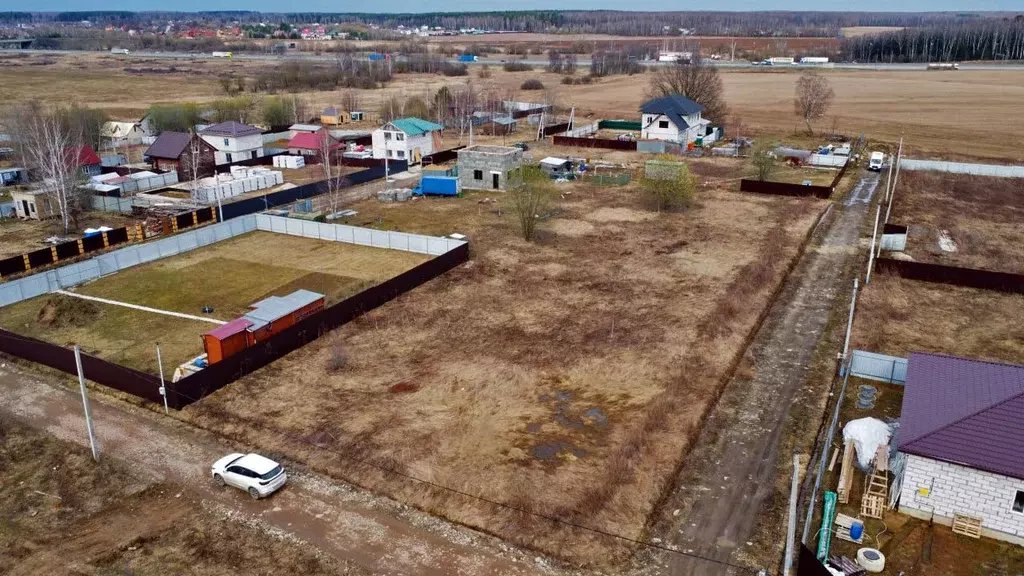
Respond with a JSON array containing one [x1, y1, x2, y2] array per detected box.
[[21, 0, 1024, 12]]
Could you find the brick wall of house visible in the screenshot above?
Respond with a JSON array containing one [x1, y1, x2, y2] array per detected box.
[[900, 454, 1024, 543]]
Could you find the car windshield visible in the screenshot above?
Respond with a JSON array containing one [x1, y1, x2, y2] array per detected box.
[[259, 465, 283, 480]]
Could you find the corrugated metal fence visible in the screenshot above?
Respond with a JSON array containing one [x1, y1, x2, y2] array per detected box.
[[901, 159, 1024, 178], [848, 350, 907, 384]]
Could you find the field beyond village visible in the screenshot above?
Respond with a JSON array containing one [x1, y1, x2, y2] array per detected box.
[[177, 176, 827, 563]]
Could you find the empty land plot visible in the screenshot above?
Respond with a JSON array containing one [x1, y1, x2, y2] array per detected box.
[[0, 231, 428, 372], [889, 170, 1024, 273], [183, 182, 826, 564], [851, 274, 1024, 364], [0, 212, 142, 260]]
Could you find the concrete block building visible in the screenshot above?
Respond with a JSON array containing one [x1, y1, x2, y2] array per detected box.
[[457, 145, 523, 191], [896, 352, 1024, 545]]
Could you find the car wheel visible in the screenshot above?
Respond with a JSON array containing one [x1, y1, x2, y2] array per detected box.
[[248, 487, 260, 500], [214, 473, 225, 487]]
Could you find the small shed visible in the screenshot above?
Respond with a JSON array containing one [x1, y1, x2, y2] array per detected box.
[[202, 318, 254, 364], [0, 167, 28, 187], [539, 156, 572, 176], [243, 289, 325, 343], [11, 189, 56, 220], [481, 116, 517, 136], [321, 107, 349, 126]]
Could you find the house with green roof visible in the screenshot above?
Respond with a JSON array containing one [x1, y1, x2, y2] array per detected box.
[[372, 117, 445, 165]]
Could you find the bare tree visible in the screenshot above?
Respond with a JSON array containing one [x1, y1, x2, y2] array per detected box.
[[751, 140, 778, 181], [12, 103, 85, 234], [795, 71, 835, 136], [647, 57, 728, 123], [340, 90, 361, 115], [507, 165, 552, 242], [319, 131, 347, 217]]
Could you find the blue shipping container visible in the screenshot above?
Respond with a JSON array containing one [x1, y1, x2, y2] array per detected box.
[[458, 54, 478, 62], [368, 53, 387, 61], [416, 176, 459, 196]]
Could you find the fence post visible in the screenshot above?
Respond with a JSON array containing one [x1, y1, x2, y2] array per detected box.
[[784, 453, 801, 576], [866, 205, 881, 284], [157, 343, 169, 414], [842, 278, 858, 363], [74, 344, 100, 462]]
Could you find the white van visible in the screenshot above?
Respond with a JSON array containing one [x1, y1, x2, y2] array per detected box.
[[868, 151, 885, 171]]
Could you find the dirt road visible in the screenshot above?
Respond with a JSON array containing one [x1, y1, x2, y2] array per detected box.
[[646, 172, 879, 575], [0, 366, 553, 576]]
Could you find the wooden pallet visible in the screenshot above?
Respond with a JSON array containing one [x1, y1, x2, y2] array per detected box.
[[834, 513, 864, 543], [952, 513, 983, 539], [861, 493, 885, 519]]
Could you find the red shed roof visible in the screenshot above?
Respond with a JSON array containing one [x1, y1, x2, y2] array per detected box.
[[288, 131, 339, 150], [68, 145, 101, 167], [203, 318, 253, 340]]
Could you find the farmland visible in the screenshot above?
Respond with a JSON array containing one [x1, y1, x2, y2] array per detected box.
[[178, 178, 827, 564], [887, 170, 1024, 273], [0, 231, 428, 373]]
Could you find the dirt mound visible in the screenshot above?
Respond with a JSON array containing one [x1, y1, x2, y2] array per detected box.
[[37, 296, 100, 328]]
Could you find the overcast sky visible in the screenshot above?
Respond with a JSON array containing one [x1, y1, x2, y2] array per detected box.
[[28, 1, 1023, 12]]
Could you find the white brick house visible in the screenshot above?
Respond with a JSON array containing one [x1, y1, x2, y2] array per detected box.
[[896, 352, 1024, 545], [639, 94, 716, 146], [371, 117, 444, 165], [200, 121, 265, 165]]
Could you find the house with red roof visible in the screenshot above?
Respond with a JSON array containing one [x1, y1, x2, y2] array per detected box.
[[66, 145, 102, 177], [897, 352, 1024, 544], [286, 128, 340, 157]]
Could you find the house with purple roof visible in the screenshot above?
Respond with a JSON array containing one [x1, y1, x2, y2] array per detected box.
[[897, 351, 1024, 544]]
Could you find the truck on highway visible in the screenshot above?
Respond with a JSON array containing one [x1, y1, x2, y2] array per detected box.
[[756, 57, 796, 66], [800, 56, 829, 64], [212, 51, 233, 58], [457, 54, 478, 62], [927, 62, 960, 70], [110, 48, 129, 55]]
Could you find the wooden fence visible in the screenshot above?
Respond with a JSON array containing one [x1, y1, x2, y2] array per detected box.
[[0, 224, 145, 279]]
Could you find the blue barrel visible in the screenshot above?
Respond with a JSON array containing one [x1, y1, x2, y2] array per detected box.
[[850, 521, 864, 541]]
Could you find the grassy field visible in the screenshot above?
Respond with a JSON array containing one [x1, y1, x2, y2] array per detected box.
[[851, 274, 1024, 364], [4, 53, 1024, 162], [181, 178, 826, 564], [889, 170, 1024, 273], [0, 418, 359, 575], [0, 231, 428, 372]]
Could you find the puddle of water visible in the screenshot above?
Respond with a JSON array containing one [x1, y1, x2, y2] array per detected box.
[[531, 441, 586, 461]]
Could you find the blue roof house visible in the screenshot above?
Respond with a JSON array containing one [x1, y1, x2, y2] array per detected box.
[[640, 94, 712, 146], [372, 117, 445, 165]]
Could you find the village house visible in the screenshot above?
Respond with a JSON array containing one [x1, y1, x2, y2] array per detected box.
[[287, 128, 340, 157], [143, 131, 217, 182], [101, 121, 147, 147], [69, 145, 103, 178], [640, 94, 715, 146], [371, 118, 444, 165], [897, 352, 1024, 545], [11, 189, 56, 220], [199, 121, 264, 165]]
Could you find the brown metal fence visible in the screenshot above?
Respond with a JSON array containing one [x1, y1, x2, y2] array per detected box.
[[540, 123, 571, 137], [0, 328, 165, 403], [875, 257, 1024, 294], [740, 179, 834, 199], [553, 135, 637, 151], [797, 544, 832, 576], [168, 242, 470, 408], [0, 225, 144, 279]]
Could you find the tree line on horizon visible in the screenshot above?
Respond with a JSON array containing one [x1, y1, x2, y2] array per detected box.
[[843, 16, 1024, 62]]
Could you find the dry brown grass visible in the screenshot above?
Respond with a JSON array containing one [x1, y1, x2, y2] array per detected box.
[[182, 180, 826, 564], [0, 212, 142, 259], [890, 170, 1024, 273], [0, 231, 428, 372], [851, 274, 1024, 364]]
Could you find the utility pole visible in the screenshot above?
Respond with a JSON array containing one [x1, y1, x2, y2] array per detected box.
[[156, 343, 169, 414], [783, 453, 801, 576], [841, 278, 858, 364], [885, 137, 903, 224], [866, 205, 881, 284], [73, 345, 99, 462]]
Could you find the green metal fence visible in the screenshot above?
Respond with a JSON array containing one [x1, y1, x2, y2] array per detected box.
[[598, 120, 642, 131], [591, 171, 632, 186]]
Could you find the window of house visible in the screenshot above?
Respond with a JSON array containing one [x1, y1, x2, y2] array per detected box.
[[43, 199, 52, 211], [1013, 490, 1024, 514], [658, 120, 669, 129], [384, 132, 392, 141], [223, 138, 229, 147], [397, 150, 405, 159], [473, 169, 483, 180], [226, 153, 232, 163], [29, 202, 36, 213], [396, 133, 405, 141], [386, 149, 393, 158]]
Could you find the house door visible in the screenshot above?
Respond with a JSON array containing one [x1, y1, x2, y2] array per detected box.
[[492, 173, 500, 189], [21, 200, 29, 217]]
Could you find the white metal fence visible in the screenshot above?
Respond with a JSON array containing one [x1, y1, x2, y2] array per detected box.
[[880, 231, 907, 251], [809, 154, 848, 168], [848, 349, 907, 384], [563, 122, 600, 138], [0, 214, 466, 308], [901, 159, 1024, 178], [90, 195, 135, 214]]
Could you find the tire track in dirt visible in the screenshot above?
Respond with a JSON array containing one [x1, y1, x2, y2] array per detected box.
[[640, 171, 879, 576], [0, 365, 555, 576]]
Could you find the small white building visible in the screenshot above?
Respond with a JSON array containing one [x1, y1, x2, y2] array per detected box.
[[10, 189, 56, 220], [897, 352, 1024, 545], [640, 94, 714, 146], [199, 121, 265, 165], [101, 121, 147, 147], [371, 118, 444, 165]]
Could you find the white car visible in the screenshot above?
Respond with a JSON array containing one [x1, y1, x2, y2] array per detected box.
[[211, 453, 287, 499], [868, 151, 885, 171]]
